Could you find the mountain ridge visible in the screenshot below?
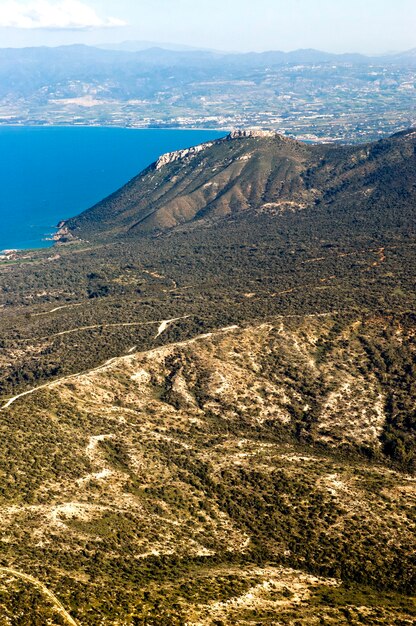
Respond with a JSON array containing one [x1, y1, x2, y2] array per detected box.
[[4, 43, 416, 64], [61, 128, 416, 242]]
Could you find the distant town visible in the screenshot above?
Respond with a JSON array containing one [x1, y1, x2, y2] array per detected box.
[[0, 46, 414, 142]]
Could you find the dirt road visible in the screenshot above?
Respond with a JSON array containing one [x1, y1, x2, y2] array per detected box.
[[0, 567, 79, 625]]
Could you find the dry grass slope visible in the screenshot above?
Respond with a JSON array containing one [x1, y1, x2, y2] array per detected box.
[[0, 318, 414, 623]]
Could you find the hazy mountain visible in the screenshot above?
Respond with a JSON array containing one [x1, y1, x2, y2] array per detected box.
[[97, 40, 216, 53], [0, 44, 407, 72], [388, 47, 416, 64], [0, 44, 414, 139]]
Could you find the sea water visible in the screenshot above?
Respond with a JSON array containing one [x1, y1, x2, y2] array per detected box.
[[0, 126, 226, 251]]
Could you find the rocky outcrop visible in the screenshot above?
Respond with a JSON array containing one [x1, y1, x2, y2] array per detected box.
[[228, 129, 278, 139], [155, 142, 214, 170], [154, 130, 284, 171]]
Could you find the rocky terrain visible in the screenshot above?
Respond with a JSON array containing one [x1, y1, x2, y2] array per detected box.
[[0, 318, 415, 624]]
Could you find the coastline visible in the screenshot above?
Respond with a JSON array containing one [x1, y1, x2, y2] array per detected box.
[[0, 222, 72, 258], [0, 126, 226, 254], [0, 122, 231, 133]]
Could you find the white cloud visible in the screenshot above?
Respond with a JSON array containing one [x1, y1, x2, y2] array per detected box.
[[0, 0, 127, 30]]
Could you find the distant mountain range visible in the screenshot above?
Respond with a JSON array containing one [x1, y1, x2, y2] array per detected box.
[[0, 43, 414, 140], [98, 43, 416, 64], [97, 40, 218, 53], [2, 43, 416, 65]]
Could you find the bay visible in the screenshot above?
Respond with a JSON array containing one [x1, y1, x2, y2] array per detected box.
[[0, 126, 226, 251]]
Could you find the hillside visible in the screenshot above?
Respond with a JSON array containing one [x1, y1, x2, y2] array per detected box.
[[62, 128, 416, 240], [0, 129, 415, 623], [0, 319, 415, 624]]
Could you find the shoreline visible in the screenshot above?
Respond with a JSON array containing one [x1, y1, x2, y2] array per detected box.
[[0, 123, 231, 133], [0, 241, 54, 257], [0, 126, 227, 255]]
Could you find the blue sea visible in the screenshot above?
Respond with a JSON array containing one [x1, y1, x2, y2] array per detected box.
[[0, 126, 226, 251]]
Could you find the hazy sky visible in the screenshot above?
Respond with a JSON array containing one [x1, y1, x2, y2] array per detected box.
[[0, 0, 414, 53]]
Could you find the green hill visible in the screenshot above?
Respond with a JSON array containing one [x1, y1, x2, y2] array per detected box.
[[62, 128, 416, 240]]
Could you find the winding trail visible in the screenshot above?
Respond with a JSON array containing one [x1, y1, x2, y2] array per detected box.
[[1, 315, 192, 410], [0, 314, 340, 411], [1, 379, 60, 410], [36, 321, 156, 341], [1, 354, 123, 410], [0, 567, 79, 625], [155, 315, 191, 338], [1, 313, 338, 411], [32, 303, 83, 317], [19, 315, 192, 342]]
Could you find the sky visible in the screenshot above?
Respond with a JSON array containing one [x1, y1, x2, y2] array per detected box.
[[0, 0, 414, 54]]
